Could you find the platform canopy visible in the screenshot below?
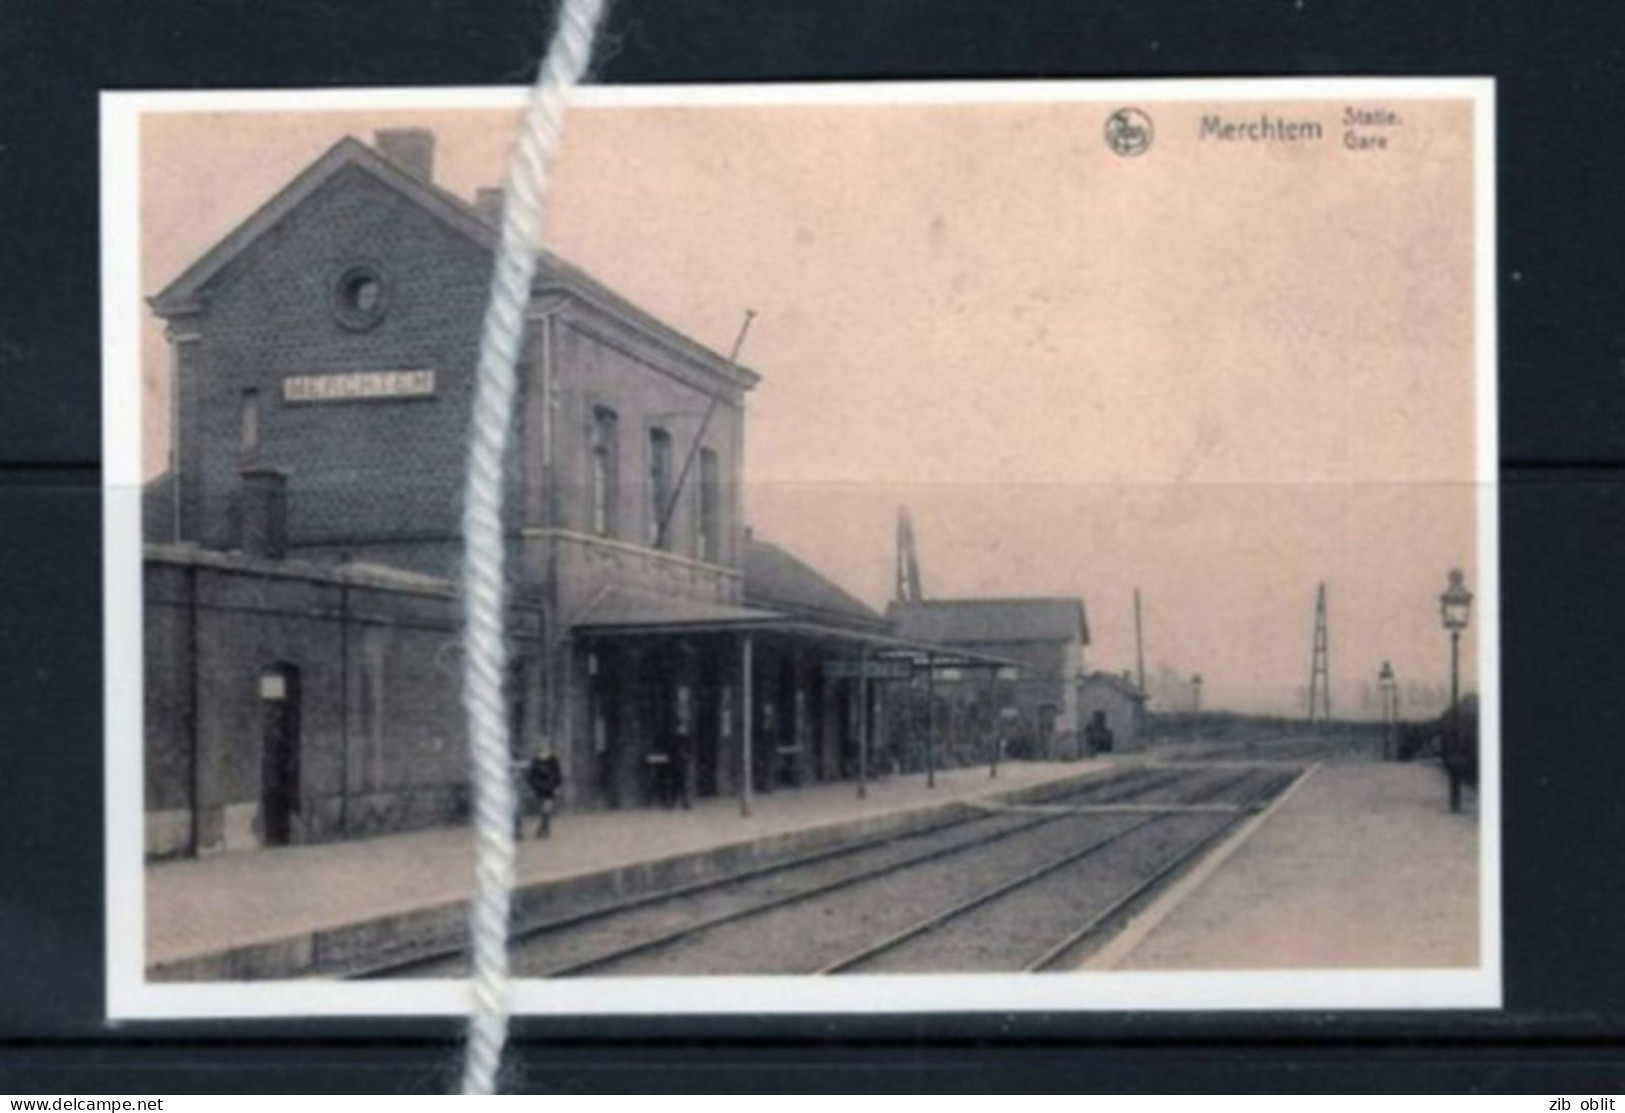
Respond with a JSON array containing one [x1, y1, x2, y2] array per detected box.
[[572, 587, 1018, 675]]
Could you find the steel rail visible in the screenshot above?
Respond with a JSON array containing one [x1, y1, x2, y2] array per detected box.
[[815, 766, 1266, 976], [973, 801, 1251, 815], [541, 765, 1221, 978], [356, 763, 1199, 978], [1023, 769, 1297, 972]]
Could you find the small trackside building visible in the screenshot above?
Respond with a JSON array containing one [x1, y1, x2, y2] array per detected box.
[[1076, 670, 1149, 752], [887, 597, 1090, 759]]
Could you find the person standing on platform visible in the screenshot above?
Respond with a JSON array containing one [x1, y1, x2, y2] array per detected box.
[[649, 729, 692, 810], [516, 746, 563, 839], [1084, 711, 1115, 758], [669, 730, 693, 810]]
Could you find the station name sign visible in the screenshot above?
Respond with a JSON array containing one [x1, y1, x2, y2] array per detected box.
[[823, 659, 915, 681], [282, 369, 436, 404]]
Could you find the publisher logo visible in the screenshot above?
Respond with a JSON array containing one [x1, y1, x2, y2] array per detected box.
[[1105, 107, 1154, 157]]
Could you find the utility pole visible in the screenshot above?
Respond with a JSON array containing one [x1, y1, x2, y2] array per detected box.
[[895, 507, 924, 603], [1134, 588, 1146, 694], [1307, 582, 1331, 729], [654, 309, 756, 550]]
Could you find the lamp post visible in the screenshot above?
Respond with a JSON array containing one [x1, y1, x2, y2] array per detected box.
[[1190, 673, 1203, 739], [1439, 568, 1474, 812], [992, 666, 1017, 779], [924, 655, 937, 790], [1377, 660, 1396, 760]]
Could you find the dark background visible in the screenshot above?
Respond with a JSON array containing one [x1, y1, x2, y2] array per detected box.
[[3, 0, 1623, 1094]]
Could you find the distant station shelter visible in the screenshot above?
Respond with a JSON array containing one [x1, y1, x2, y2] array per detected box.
[[1076, 671, 1149, 751], [888, 598, 1090, 760], [142, 128, 1008, 857]]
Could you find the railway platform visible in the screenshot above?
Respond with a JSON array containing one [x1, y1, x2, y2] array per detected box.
[[146, 759, 1119, 980], [1092, 759, 1480, 970]]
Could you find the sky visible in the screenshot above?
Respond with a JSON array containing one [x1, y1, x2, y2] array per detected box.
[[139, 92, 1484, 717]]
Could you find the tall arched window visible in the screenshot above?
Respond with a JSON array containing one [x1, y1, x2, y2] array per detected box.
[[589, 406, 618, 538], [239, 388, 261, 467], [648, 427, 673, 550], [508, 655, 530, 760], [698, 447, 721, 563]]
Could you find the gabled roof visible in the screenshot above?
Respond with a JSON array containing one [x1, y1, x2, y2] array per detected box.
[[744, 537, 886, 632], [150, 137, 491, 317], [1080, 670, 1147, 702], [149, 135, 758, 390], [888, 597, 1090, 647]]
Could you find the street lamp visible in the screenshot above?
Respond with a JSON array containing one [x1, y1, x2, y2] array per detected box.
[[1439, 568, 1473, 811], [1190, 673, 1203, 739], [1377, 660, 1396, 760], [992, 666, 1019, 779]]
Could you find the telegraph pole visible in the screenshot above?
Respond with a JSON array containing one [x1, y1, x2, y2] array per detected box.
[[1307, 582, 1331, 729], [654, 309, 756, 549], [896, 507, 924, 603], [1134, 588, 1146, 695]]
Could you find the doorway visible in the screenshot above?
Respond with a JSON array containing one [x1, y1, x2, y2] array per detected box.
[[1038, 703, 1058, 759], [694, 646, 722, 798], [259, 663, 301, 847], [589, 647, 623, 808]]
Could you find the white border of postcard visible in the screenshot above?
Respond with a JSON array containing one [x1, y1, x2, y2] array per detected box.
[[103, 77, 1500, 1019]]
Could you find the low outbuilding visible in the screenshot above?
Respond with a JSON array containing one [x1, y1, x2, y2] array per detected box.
[[1076, 671, 1149, 752]]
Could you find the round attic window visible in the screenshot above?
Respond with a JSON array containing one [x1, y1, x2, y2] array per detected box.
[[332, 264, 388, 330]]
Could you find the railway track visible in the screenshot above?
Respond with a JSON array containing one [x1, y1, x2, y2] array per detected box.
[[367, 763, 1298, 979], [1160, 734, 1370, 765], [825, 766, 1293, 974]]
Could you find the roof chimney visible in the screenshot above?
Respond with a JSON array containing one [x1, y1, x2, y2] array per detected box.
[[238, 467, 288, 560], [374, 128, 435, 184], [474, 187, 504, 224]]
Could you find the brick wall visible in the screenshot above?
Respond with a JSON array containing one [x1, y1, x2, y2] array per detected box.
[[148, 140, 761, 824], [168, 165, 498, 576], [162, 164, 752, 595], [144, 546, 544, 858], [537, 305, 747, 614]]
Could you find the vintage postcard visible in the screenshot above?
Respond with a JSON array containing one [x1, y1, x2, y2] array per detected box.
[[102, 79, 1498, 1018]]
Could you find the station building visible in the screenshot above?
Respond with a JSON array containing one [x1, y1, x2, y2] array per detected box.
[[143, 129, 1005, 856], [887, 597, 1090, 759]]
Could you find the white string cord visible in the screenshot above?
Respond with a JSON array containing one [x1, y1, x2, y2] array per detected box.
[[460, 0, 606, 1095]]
